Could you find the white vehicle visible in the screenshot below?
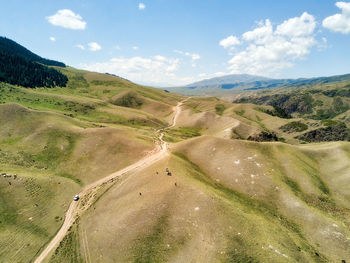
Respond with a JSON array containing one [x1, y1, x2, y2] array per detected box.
[[73, 194, 79, 201]]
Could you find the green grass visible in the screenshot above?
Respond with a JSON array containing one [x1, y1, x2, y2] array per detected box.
[[267, 144, 350, 221], [49, 223, 83, 263], [172, 151, 328, 262], [59, 173, 82, 186], [35, 130, 78, 169], [0, 83, 98, 117], [234, 108, 269, 131], [0, 128, 79, 174], [132, 213, 186, 263], [293, 154, 330, 195], [0, 136, 23, 145], [0, 66, 182, 262], [234, 109, 245, 116], [282, 175, 302, 195], [172, 152, 302, 235], [226, 237, 260, 263], [320, 119, 344, 126], [232, 129, 244, 139], [132, 214, 170, 263], [215, 104, 226, 115], [0, 170, 79, 262], [164, 127, 201, 142], [0, 80, 169, 130]]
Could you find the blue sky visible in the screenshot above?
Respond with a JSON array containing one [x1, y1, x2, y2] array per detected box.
[[1, 0, 350, 86]]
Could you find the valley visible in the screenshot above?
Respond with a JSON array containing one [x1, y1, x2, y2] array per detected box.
[[1, 37, 350, 263]]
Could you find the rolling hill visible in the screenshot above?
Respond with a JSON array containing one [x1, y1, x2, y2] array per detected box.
[[1, 37, 350, 263]]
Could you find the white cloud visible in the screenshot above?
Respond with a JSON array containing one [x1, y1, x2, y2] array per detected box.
[[132, 46, 139, 50], [222, 12, 317, 75], [214, 72, 227, 77], [173, 50, 201, 60], [276, 12, 316, 36], [190, 53, 201, 60], [198, 71, 227, 79], [318, 37, 329, 50], [46, 9, 86, 30], [219, 35, 240, 49], [49, 36, 56, 42], [323, 2, 350, 34], [88, 42, 101, 51], [115, 45, 121, 50], [154, 55, 167, 61], [82, 56, 196, 86], [138, 3, 146, 10], [75, 44, 85, 50]]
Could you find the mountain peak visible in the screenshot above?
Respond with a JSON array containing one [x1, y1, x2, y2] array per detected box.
[[186, 74, 271, 87]]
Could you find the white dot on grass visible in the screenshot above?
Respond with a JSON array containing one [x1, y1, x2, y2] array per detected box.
[[194, 207, 200, 211]]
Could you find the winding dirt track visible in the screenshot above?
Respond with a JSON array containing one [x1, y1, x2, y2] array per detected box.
[[34, 99, 186, 263]]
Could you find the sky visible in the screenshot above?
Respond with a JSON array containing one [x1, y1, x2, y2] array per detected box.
[[1, 0, 350, 86]]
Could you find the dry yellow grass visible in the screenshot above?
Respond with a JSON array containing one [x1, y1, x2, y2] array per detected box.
[[73, 135, 350, 262], [4, 66, 350, 263]]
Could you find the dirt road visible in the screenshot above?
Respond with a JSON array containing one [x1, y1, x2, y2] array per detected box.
[[33, 99, 186, 263]]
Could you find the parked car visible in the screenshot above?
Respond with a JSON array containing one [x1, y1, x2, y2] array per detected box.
[[73, 194, 79, 201]]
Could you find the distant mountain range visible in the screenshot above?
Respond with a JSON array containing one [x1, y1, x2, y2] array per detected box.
[[186, 74, 271, 87], [168, 73, 350, 97]]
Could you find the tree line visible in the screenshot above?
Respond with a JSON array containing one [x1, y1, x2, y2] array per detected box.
[[0, 36, 68, 88]]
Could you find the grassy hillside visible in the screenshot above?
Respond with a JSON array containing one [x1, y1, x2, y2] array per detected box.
[[2, 55, 350, 263], [0, 37, 67, 88], [50, 96, 350, 262], [234, 80, 350, 143], [66, 136, 350, 262], [0, 37, 65, 67], [0, 66, 184, 262]]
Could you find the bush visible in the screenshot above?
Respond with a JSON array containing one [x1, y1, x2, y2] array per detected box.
[[113, 92, 143, 108], [296, 123, 350, 142], [248, 131, 278, 142], [256, 106, 291, 119], [279, 121, 308, 133], [215, 104, 226, 115]]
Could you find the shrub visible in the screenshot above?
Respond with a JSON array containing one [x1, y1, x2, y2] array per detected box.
[[279, 121, 308, 133], [296, 123, 350, 142], [113, 92, 143, 108], [248, 131, 278, 142], [215, 104, 226, 115]]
